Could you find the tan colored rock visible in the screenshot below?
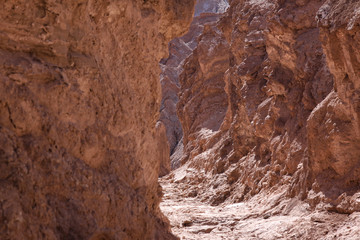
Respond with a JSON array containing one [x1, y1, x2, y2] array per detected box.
[[0, 0, 195, 239]]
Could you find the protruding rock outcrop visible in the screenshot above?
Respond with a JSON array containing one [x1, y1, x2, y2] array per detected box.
[[165, 0, 360, 216], [194, 0, 229, 16], [0, 0, 195, 239], [176, 21, 230, 169], [308, 0, 360, 213], [159, 5, 225, 169]]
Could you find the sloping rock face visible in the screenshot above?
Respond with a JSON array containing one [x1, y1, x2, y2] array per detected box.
[[194, 0, 229, 17], [170, 0, 360, 214], [0, 0, 195, 239], [176, 22, 230, 169], [159, 12, 222, 169], [310, 0, 360, 213], [159, 0, 230, 172]]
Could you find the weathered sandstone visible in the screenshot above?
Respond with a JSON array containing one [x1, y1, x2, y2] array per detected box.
[[176, 18, 230, 170], [0, 0, 195, 239], [159, 9, 224, 169], [165, 0, 360, 216], [158, 0, 360, 238], [194, 0, 229, 17], [309, 0, 360, 213]]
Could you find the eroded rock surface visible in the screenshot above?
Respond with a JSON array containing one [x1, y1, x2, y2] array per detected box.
[[194, 0, 229, 17], [308, 0, 360, 213], [159, 6, 225, 169], [162, 0, 360, 232], [160, 14, 220, 157], [176, 19, 230, 169], [160, 174, 360, 239], [0, 0, 195, 239]]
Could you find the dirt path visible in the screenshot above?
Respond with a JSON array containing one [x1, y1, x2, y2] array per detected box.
[[160, 174, 360, 240]]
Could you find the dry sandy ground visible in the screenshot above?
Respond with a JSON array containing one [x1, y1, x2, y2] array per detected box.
[[160, 168, 360, 240]]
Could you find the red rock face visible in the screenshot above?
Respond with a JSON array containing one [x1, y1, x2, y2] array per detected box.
[[0, 0, 195, 239], [167, 0, 360, 214], [159, 13, 223, 170], [308, 0, 360, 213], [176, 21, 230, 168]]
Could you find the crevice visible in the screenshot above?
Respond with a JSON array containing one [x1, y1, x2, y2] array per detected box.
[[5, 103, 17, 129]]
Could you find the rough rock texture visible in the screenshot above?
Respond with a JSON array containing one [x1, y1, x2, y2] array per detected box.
[[156, 122, 171, 177], [194, 0, 229, 17], [308, 0, 360, 213], [0, 0, 195, 239], [166, 0, 360, 220], [176, 21, 230, 169], [161, 174, 360, 239], [159, 11, 223, 168], [157, 1, 360, 239], [159, 15, 214, 156]]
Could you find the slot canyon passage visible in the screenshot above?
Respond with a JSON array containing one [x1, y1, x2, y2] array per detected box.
[[0, 0, 360, 240]]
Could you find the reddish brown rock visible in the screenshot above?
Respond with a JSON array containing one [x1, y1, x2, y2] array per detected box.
[[169, 0, 359, 215], [306, 0, 360, 212], [176, 21, 230, 168], [158, 1, 360, 238], [156, 121, 171, 177], [0, 0, 195, 239], [159, 12, 224, 168]]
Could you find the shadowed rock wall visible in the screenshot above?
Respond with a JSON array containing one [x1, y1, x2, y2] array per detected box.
[[0, 0, 195, 239], [159, 13, 222, 171], [159, 0, 232, 172], [194, 0, 229, 16], [309, 0, 360, 213], [169, 0, 360, 213]]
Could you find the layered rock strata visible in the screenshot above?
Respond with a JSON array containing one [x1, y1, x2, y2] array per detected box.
[[159, 12, 223, 169], [169, 0, 360, 214], [0, 0, 195, 239]]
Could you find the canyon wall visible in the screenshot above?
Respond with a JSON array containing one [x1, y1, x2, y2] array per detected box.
[[194, 0, 229, 17], [0, 0, 195, 239], [159, 11, 224, 169], [312, 0, 360, 213], [168, 0, 360, 213]]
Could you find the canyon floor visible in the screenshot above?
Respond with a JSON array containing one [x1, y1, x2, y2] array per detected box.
[[160, 166, 360, 240]]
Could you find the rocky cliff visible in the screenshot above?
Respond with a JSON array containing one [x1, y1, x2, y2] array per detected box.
[[159, 11, 224, 170], [194, 0, 229, 17], [313, 0, 360, 213], [0, 0, 195, 239], [164, 0, 360, 216]]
